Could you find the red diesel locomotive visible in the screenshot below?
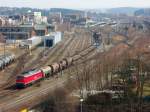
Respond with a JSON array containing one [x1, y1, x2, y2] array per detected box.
[[16, 69, 45, 88]]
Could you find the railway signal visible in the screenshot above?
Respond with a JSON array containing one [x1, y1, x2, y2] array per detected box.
[[92, 32, 101, 47]]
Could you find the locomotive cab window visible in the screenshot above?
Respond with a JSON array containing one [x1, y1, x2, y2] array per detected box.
[[17, 76, 24, 80]]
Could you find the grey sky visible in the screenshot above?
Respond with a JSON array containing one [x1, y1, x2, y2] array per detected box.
[[0, 0, 150, 9]]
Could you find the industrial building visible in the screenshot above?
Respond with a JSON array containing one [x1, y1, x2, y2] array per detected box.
[[19, 36, 42, 49], [48, 12, 62, 23], [43, 32, 62, 47], [0, 24, 54, 43], [19, 32, 62, 49]]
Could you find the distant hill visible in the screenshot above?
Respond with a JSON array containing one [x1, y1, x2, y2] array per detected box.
[[0, 7, 83, 16], [0, 7, 50, 16], [134, 8, 150, 16], [50, 8, 84, 14], [107, 7, 140, 15]]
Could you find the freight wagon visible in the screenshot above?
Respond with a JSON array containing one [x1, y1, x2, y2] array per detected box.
[[50, 63, 60, 73], [0, 53, 15, 70], [0, 60, 5, 70], [40, 66, 52, 78]]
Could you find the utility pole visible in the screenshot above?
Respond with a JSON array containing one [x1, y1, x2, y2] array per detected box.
[[80, 98, 84, 112], [3, 41, 6, 58], [44, 37, 46, 57], [0, 33, 6, 58], [3, 35, 6, 58]]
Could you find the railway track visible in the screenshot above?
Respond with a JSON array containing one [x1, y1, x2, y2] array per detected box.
[[68, 37, 79, 56], [0, 46, 97, 112], [0, 34, 75, 88], [24, 41, 65, 70], [22, 34, 74, 71], [0, 46, 46, 89], [0, 45, 96, 101], [0, 28, 95, 90], [46, 36, 75, 64], [55, 33, 87, 61], [32, 36, 75, 68], [50, 29, 93, 65], [71, 37, 83, 56], [0, 52, 31, 89], [0, 29, 98, 111], [0, 33, 75, 90], [5, 27, 142, 112], [58, 34, 78, 59], [79, 35, 90, 52], [39, 30, 89, 65]]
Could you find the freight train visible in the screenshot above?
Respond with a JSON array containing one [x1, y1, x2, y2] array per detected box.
[[0, 53, 15, 70], [16, 46, 94, 88], [16, 58, 73, 88]]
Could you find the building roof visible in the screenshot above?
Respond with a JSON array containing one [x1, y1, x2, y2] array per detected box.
[[19, 24, 33, 28], [34, 24, 46, 30], [21, 69, 41, 77]]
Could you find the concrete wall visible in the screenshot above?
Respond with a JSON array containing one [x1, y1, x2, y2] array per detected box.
[[53, 32, 62, 44]]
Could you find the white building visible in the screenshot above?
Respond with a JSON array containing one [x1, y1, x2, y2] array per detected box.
[[19, 32, 62, 49], [19, 36, 42, 49], [43, 32, 62, 47], [0, 17, 6, 26], [34, 12, 42, 24], [41, 16, 48, 24]]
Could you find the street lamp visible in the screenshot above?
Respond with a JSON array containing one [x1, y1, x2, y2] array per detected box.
[[80, 98, 84, 112]]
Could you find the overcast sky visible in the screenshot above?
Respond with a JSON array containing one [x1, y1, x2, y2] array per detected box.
[[0, 0, 150, 9]]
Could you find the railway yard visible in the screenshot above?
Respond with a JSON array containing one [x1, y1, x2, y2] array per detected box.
[[0, 28, 134, 111], [0, 3, 150, 112], [0, 28, 99, 111], [0, 22, 150, 112]]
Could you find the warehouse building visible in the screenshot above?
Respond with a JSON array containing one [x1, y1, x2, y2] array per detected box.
[[43, 32, 62, 47], [19, 32, 62, 49], [0, 24, 55, 41], [19, 36, 42, 49]]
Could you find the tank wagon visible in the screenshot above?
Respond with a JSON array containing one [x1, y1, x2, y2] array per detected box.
[[50, 63, 60, 73], [60, 59, 67, 70], [0, 60, 5, 70], [40, 66, 52, 78], [0, 53, 15, 70]]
